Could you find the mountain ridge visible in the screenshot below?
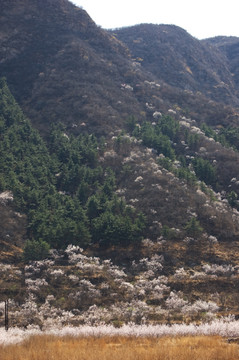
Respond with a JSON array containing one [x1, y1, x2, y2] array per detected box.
[[112, 24, 239, 106], [1, 1, 239, 137]]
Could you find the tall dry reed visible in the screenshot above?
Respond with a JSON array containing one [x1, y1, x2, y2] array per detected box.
[[0, 335, 239, 360]]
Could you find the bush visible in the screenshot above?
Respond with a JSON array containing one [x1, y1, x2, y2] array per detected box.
[[23, 239, 50, 262]]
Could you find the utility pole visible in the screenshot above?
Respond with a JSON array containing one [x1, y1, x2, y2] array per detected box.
[[5, 300, 8, 331]]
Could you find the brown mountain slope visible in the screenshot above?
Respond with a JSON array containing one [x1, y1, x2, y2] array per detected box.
[[203, 36, 239, 93], [0, 1, 239, 138], [113, 24, 239, 106], [0, 194, 26, 262], [0, 0, 148, 135]]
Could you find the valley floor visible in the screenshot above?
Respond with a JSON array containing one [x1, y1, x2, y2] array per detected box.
[[0, 333, 239, 360]]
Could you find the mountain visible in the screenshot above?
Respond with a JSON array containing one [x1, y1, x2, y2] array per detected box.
[[1, 0, 239, 137], [0, 0, 146, 136], [2, 0, 239, 327], [113, 24, 239, 106], [203, 36, 239, 95]]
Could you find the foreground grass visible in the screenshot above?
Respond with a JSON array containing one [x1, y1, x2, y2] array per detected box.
[[1, 335, 239, 360]]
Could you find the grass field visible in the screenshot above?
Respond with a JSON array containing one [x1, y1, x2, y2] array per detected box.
[[0, 335, 239, 360]]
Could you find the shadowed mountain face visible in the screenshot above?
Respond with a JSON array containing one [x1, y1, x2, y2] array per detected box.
[[1, 0, 239, 138], [203, 36, 239, 94], [0, 0, 149, 135], [113, 24, 239, 106]]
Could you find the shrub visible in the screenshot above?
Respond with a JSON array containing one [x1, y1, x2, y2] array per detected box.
[[23, 239, 50, 262]]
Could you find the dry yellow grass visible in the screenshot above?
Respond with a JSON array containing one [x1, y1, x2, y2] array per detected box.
[[0, 335, 239, 360]]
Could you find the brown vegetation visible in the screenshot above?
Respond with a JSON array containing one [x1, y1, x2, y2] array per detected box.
[[1, 335, 239, 360], [113, 24, 239, 107]]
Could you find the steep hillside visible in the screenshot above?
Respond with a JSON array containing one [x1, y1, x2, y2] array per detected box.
[[113, 24, 239, 106], [0, 0, 146, 135], [203, 36, 239, 93], [0, 199, 26, 263], [1, 0, 238, 138]]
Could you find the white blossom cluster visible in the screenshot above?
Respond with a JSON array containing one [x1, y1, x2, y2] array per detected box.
[[65, 245, 104, 274], [189, 263, 236, 280], [69, 279, 101, 306], [172, 268, 188, 280], [134, 276, 169, 300], [25, 260, 55, 277], [165, 291, 219, 316], [0, 190, 14, 204], [12, 294, 75, 328], [181, 300, 219, 316], [25, 278, 48, 292], [1, 244, 235, 329], [0, 263, 13, 272], [202, 263, 235, 277], [85, 301, 151, 325], [122, 150, 141, 164], [131, 254, 164, 275], [3, 316, 239, 345], [47, 268, 65, 278]]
